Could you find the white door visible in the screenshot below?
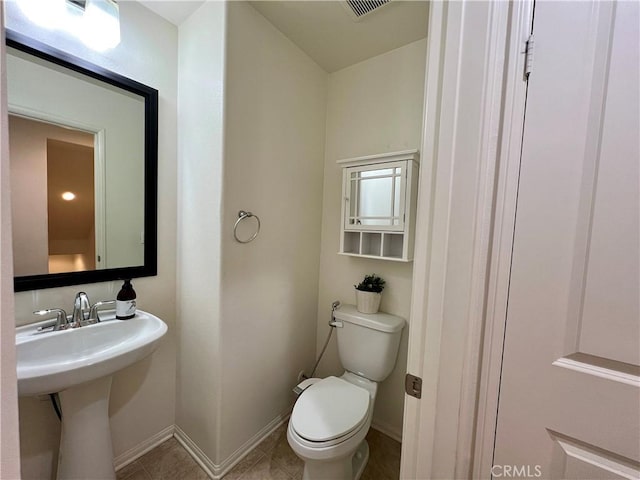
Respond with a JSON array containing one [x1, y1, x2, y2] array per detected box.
[[493, 1, 640, 478]]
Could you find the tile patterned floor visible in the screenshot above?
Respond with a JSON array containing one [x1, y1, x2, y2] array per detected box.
[[116, 425, 401, 480]]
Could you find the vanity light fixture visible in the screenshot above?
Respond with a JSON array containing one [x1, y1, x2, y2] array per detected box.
[[16, 0, 68, 29], [16, 0, 121, 52], [80, 0, 121, 52], [61, 191, 76, 201]]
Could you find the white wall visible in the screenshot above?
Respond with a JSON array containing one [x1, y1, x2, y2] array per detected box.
[[0, 5, 21, 477], [176, 2, 327, 470], [176, 7, 423, 467], [316, 38, 427, 440], [218, 1, 327, 462], [6, 3, 178, 478], [175, 0, 226, 465]]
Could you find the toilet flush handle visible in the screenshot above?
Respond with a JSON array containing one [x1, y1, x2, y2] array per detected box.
[[329, 319, 343, 328]]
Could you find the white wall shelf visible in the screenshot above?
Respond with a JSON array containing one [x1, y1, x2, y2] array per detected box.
[[338, 149, 419, 262]]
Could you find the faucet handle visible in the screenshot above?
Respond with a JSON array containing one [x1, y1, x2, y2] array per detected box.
[[34, 308, 68, 331], [88, 300, 116, 323]]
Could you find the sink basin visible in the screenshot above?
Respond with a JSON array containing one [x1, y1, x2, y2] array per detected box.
[[16, 309, 167, 396], [16, 309, 167, 479]]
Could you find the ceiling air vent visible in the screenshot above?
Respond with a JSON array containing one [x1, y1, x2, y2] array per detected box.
[[343, 0, 391, 21]]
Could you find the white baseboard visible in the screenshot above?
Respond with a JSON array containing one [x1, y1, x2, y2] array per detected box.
[[174, 425, 217, 478], [112, 417, 398, 478], [175, 413, 289, 479], [114, 425, 176, 471], [371, 420, 403, 443]]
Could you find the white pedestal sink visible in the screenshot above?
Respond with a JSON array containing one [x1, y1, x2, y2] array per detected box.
[[16, 310, 167, 480]]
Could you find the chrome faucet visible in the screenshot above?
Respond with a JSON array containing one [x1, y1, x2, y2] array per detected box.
[[33, 292, 115, 333], [71, 292, 91, 326]]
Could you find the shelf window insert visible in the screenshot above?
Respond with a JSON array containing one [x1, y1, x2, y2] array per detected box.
[[346, 163, 405, 230]]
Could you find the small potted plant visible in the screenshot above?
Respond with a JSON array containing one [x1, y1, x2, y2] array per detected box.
[[354, 274, 386, 314]]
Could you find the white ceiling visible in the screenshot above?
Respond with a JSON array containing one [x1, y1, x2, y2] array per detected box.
[[249, 1, 429, 72], [137, 0, 206, 26], [137, 1, 429, 73]]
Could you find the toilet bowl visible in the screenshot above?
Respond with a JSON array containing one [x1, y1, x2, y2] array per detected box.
[[286, 305, 405, 480], [287, 373, 377, 480]]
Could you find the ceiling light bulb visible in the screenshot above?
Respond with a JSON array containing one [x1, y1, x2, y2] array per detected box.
[[62, 192, 76, 201], [80, 0, 121, 52]]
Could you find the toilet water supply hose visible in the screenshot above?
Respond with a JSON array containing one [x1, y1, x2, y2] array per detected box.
[[50, 393, 62, 421], [308, 300, 341, 379]]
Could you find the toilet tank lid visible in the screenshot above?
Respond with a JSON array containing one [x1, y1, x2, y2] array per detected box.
[[333, 304, 405, 333]]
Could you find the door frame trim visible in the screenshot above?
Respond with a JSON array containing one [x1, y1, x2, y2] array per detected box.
[[472, 1, 534, 477], [400, 1, 533, 478]]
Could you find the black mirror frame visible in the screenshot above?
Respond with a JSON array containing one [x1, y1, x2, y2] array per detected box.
[[8, 30, 158, 292]]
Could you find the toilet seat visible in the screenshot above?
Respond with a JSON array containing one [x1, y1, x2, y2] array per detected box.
[[291, 376, 370, 445]]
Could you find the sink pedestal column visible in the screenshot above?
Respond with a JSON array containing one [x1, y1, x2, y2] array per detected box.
[[57, 376, 115, 480]]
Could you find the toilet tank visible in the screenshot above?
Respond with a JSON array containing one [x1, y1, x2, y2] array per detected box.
[[333, 305, 405, 382]]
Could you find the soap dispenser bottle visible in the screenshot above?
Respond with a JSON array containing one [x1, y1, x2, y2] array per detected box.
[[116, 279, 137, 319]]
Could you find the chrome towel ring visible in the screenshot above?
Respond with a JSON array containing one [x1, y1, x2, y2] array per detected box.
[[233, 210, 261, 243]]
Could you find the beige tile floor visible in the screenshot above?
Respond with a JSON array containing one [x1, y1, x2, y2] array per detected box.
[[116, 425, 401, 480]]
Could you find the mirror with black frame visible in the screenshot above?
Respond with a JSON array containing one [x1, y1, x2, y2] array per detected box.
[[7, 31, 158, 292]]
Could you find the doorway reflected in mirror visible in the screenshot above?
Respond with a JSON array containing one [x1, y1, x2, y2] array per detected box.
[[9, 114, 101, 276]]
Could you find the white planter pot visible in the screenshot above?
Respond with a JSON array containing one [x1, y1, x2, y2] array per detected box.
[[355, 290, 382, 314]]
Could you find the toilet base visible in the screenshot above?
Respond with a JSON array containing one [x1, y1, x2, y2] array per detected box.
[[301, 440, 369, 480], [352, 439, 369, 480]]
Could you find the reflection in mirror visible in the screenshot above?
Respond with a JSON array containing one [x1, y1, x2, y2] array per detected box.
[[7, 32, 158, 292], [47, 138, 96, 273], [10, 115, 98, 275]]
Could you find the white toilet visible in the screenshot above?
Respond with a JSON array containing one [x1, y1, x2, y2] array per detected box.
[[287, 304, 405, 480]]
